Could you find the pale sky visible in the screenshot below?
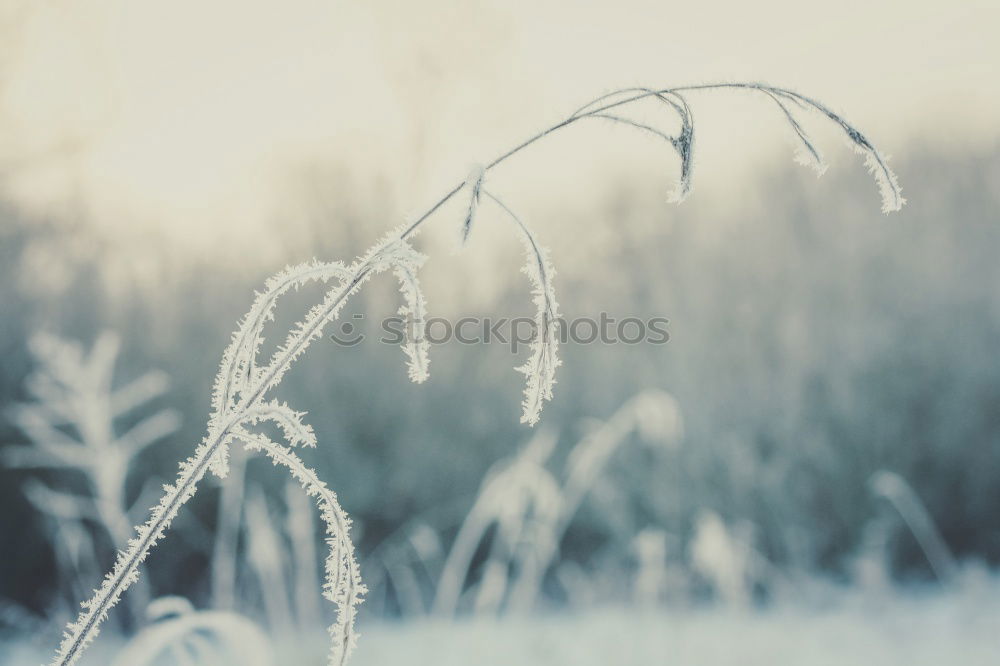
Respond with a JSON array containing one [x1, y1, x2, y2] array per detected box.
[[0, 0, 996, 262]]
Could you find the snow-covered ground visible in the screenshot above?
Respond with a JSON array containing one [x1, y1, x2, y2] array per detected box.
[[352, 588, 1000, 666], [5, 582, 999, 665]]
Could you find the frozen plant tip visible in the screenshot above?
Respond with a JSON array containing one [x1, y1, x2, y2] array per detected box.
[[51, 81, 903, 666], [483, 191, 561, 425], [762, 89, 828, 175], [460, 164, 486, 245]]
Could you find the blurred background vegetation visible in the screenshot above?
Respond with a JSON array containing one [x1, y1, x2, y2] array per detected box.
[[2, 145, 999, 618], [2, 3, 1000, 661]]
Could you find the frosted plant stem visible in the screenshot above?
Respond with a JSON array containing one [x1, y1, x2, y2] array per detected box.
[[51, 81, 903, 666], [482, 190, 560, 424]]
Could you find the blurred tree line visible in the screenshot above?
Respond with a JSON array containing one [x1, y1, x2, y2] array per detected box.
[[2, 146, 999, 614]]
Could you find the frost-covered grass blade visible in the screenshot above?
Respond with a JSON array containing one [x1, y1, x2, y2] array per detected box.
[[49, 81, 903, 666]]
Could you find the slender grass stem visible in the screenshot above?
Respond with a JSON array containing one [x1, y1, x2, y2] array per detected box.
[[51, 81, 902, 666]]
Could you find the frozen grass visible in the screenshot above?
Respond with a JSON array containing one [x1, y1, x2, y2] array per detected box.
[[20, 587, 996, 665], [46, 82, 902, 666], [7, 580, 999, 665], [3, 332, 179, 626], [351, 589, 1000, 666]]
